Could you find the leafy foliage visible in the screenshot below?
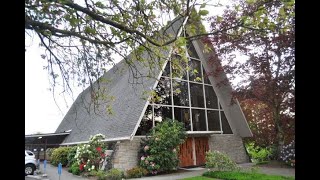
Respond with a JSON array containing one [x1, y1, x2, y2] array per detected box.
[[207, 0, 295, 158], [68, 162, 81, 175], [205, 150, 239, 171], [203, 171, 294, 180], [67, 146, 78, 167], [25, 0, 211, 100], [89, 170, 107, 180], [279, 140, 295, 167], [139, 120, 187, 174], [105, 168, 124, 180], [51, 147, 72, 166], [246, 142, 272, 164], [125, 166, 148, 178]]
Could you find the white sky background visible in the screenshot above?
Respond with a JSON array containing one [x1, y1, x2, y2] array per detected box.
[[25, 0, 231, 135]]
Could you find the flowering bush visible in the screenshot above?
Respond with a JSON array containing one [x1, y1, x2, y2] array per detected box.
[[280, 140, 295, 167], [139, 120, 187, 175], [74, 134, 108, 173], [205, 150, 239, 171]]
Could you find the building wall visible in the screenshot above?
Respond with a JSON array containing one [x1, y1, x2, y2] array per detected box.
[[208, 134, 249, 163], [112, 135, 249, 171], [112, 137, 143, 171]]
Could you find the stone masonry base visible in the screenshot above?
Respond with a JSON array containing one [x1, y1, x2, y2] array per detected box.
[[112, 135, 249, 171], [208, 134, 249, 163]]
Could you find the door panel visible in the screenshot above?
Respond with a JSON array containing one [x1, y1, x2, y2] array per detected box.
[[195, 137, 209, 166], [178, 137, 194, 167]]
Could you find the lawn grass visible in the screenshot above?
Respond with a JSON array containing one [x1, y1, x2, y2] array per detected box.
[[202, 171, 294, 180], [182, 176, 217, 180]]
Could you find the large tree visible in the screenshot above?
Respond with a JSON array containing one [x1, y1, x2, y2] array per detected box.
[[25, 0, 295, 155], [205, 0, 295, 158], [25, 0, 210, 93]]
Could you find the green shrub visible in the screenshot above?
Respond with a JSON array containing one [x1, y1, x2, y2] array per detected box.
[[139, 120, 187, 174], [105, 168, 124, 180], [51, 147, 71, 166], [68, 162, 80, 175], [67, 146, 78, 167], [246, 142, 272, 164], [47, 148, 55, 160], [205, 150, 239, 171], [126, 166, 148, 178], [90, 170, 107, 180]]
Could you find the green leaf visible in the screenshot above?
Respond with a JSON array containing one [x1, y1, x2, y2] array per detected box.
[[95, 1, 105, 8], [235, 5, 240, 11], [199, 10, 209, 16], [279, 7, 285, 17], [246, 0, 256, 4], [217, 16, 223, 23], [200, 3, 206, 9], [84, 26, 96, 34]]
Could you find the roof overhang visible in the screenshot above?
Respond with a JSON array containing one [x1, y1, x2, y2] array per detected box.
[[59, 136, 131, 146], [25, 132, 71, 148], [25, 132, 70, 138]]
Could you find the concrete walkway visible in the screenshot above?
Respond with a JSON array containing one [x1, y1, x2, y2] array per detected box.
[[127, 168, 208, 180], [30, 162, 294, 180], [31, 162, 86, 180], [239, 163, 295, 177]]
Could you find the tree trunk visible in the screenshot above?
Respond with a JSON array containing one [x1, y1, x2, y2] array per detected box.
[[273, 107, 284, 160]]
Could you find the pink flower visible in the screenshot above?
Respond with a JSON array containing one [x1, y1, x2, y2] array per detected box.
[[141, 156, 145, 161], [144, 146, 149, 151], [145, 160, 149, 164]]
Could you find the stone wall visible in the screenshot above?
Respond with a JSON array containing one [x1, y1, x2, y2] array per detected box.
[[208, 134, 249, 163], [112, 137, 142, 171], [111, 135, 249, 171]]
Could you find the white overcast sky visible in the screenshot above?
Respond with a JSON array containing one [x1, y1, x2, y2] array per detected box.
[[25, 1, 229, 135]]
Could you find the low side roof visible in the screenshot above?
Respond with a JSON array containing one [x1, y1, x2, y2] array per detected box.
[[25, 132, 70, 148]]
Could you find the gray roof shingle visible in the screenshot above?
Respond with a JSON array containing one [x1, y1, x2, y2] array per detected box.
[[55, 16, 186, 144]]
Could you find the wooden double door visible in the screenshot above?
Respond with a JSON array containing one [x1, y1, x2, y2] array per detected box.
[[178, 137, 209, 167]]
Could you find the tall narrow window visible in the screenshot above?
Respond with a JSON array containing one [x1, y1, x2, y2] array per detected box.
[[172, 80, 189, 107], [189, 60, 202, 82], [221, 111, 233, 134], [136, 106, 153, 135], [207, 110, 220, 131], [154, 77, 171, 105], [154, 106, 172, 126], [174, 108, 191, 131], [171, 55, 188, 80], [187, 42, 200, 59], [205, 85, 218, 109], [192, 109, 206, 131], [190, 83, 204, 108]]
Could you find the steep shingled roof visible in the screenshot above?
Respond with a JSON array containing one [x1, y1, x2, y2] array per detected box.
[[55, 16, 186, 144], [55, 16, 252, 145]]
